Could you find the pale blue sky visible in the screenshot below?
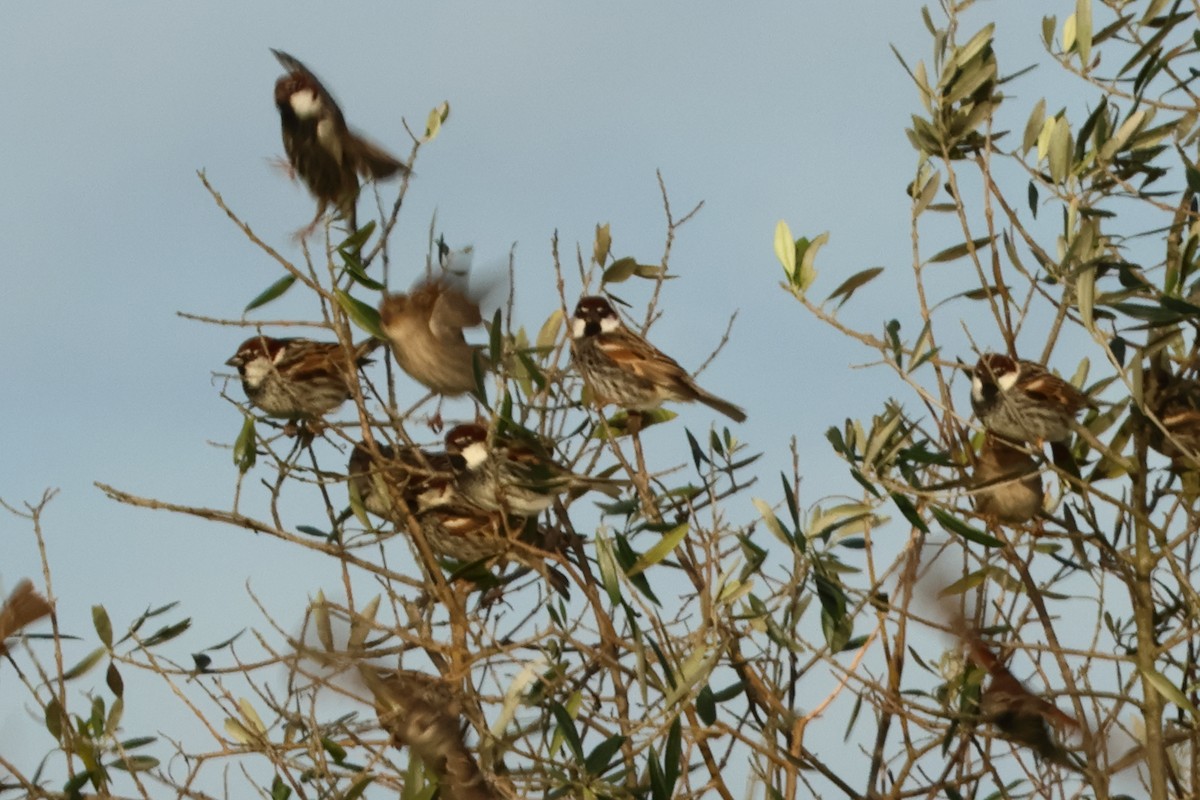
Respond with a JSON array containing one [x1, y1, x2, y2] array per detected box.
[[1, 1, 1077, 788]]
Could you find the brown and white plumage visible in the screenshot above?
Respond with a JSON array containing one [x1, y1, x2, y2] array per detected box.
[[971, 435, 1044, 524], [226, 336, 378, 422], [347, 442, 457, 525], [272, 49, 409, 235], [361, 669, 497, 800], [444, 423, 626, 515], [961, 628, 1081, 767], [1143, 359, 1200, 471], [970, 354, 1090, 445], [0, 580, 52, 657], [570, 296, 747, 422], [379, 278, 486, 396]]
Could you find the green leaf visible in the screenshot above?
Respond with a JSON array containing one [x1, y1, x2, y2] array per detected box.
[[334, 289, 384, 339], [244, 275, 297, 312], [234, 415, 256, 474], [143, 618, 192, 647], [594, 223, 612, 266], [535, 309, 564, 351], [628, 523, 689, 576], [1142, 667, 1200, 719], [112, 755, 160, 773], [106, 662, 124, 698], [602, 256, 638, 284], [826, 267, 884, 308], [92, 605, 113, 648], [890, 493, 929, 533], [321, 736, 348, 764], [342, 777, 375, 800], [584, 734, 627, 775], [696, 685, 717, 725], [926, 236, 993, 264], [63, 646, 107, 680], [423, 101, 450, 141], [339, 221, 376, 253], [1048, 115, 1072, 184], [550, 703, 585, 761], [44, 696, 64, 740], [930, 507, 1003, 547], [1022, 98, 1046, 155], [774, 220, 796, 278], [1074, 0, 1092, 67]]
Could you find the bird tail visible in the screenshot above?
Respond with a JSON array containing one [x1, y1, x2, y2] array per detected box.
[[695, 389, 747, 423]]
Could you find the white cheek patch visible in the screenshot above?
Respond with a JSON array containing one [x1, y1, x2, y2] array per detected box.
[[996, 371, 1019, 392], [971, 374, 984, 402], [460, 441, 489, 469], [570, 317, 587, 339], [242, 358, 272, 389], [599, 316, 619, 333], [289, 89, 322, 118]]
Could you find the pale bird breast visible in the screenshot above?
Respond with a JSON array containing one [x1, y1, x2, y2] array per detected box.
[[288, 89, 323, 118], [241, 358, 274, 389]]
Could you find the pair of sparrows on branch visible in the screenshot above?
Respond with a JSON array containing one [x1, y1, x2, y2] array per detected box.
[[347, 425, 622, 594], [226, 291, 746, 432], [272, 49, 410, 238], [968, 354, 1093, 524]]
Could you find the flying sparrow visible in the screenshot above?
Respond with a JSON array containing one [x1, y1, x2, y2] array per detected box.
[[0, 580, 53, 656], [271, 49, 410, 236], [971, 435, 1044, 525], [443, 422, 626, 515], [379, 277, 487, 397], [1142, 358, 1200, 472], [360, 669, 495, 800], [962, 629, 1081, 768], [970, 354, 1090, 445], [569, 296, 747, 422], [226, 336, 378, 425], [347, 441, 457, 525]]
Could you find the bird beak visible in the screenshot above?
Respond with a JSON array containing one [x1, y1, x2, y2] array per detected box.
[[225, 355, 243, 368]]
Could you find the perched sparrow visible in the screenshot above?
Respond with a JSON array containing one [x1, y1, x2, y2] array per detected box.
[[379, 278, 487, 396], [971, 435, 1044, 524], [361, 669, 495, 800], [347, 442, 456, 525], [416, 480, 569, 595], [272, 49, 410, 236], [970, 354, 1090, 445], [1143, 360, 1200, 471], [226, 336, 378, 423], [963, 630, 1081, 768], [444, 423, 626, 515], [570, 296, 747, 422]]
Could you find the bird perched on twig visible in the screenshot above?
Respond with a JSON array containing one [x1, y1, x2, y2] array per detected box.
[[226, 336, 379, 434], [347, 441, 456, 525], [971, 434, 1044, 525], [970, 354, 1092, 476], [271, 49, 410, 238], [570, 295, 746, 423], [444, 422, 627, 516], [1141, 356, 1200, 472], [361, 668, 497, 800], [959, 624, 1081, 768]]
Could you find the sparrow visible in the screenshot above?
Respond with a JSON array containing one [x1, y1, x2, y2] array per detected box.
[[970, 354, 1090, 445], [0, 580, 53, 657], [379, 277, 487, 396], [569, 296, 747, 422], [415, 478, 570, 595], [1142, 359, 1200, 472], [444, 422, 626, 515], [962, 630, 1081, 768], [347, 441, 457, 525], [226, 336, 379, 425], [971, 435, 1044, 524], [271, 49, 410, 236], [360, 669, 495, 800]]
